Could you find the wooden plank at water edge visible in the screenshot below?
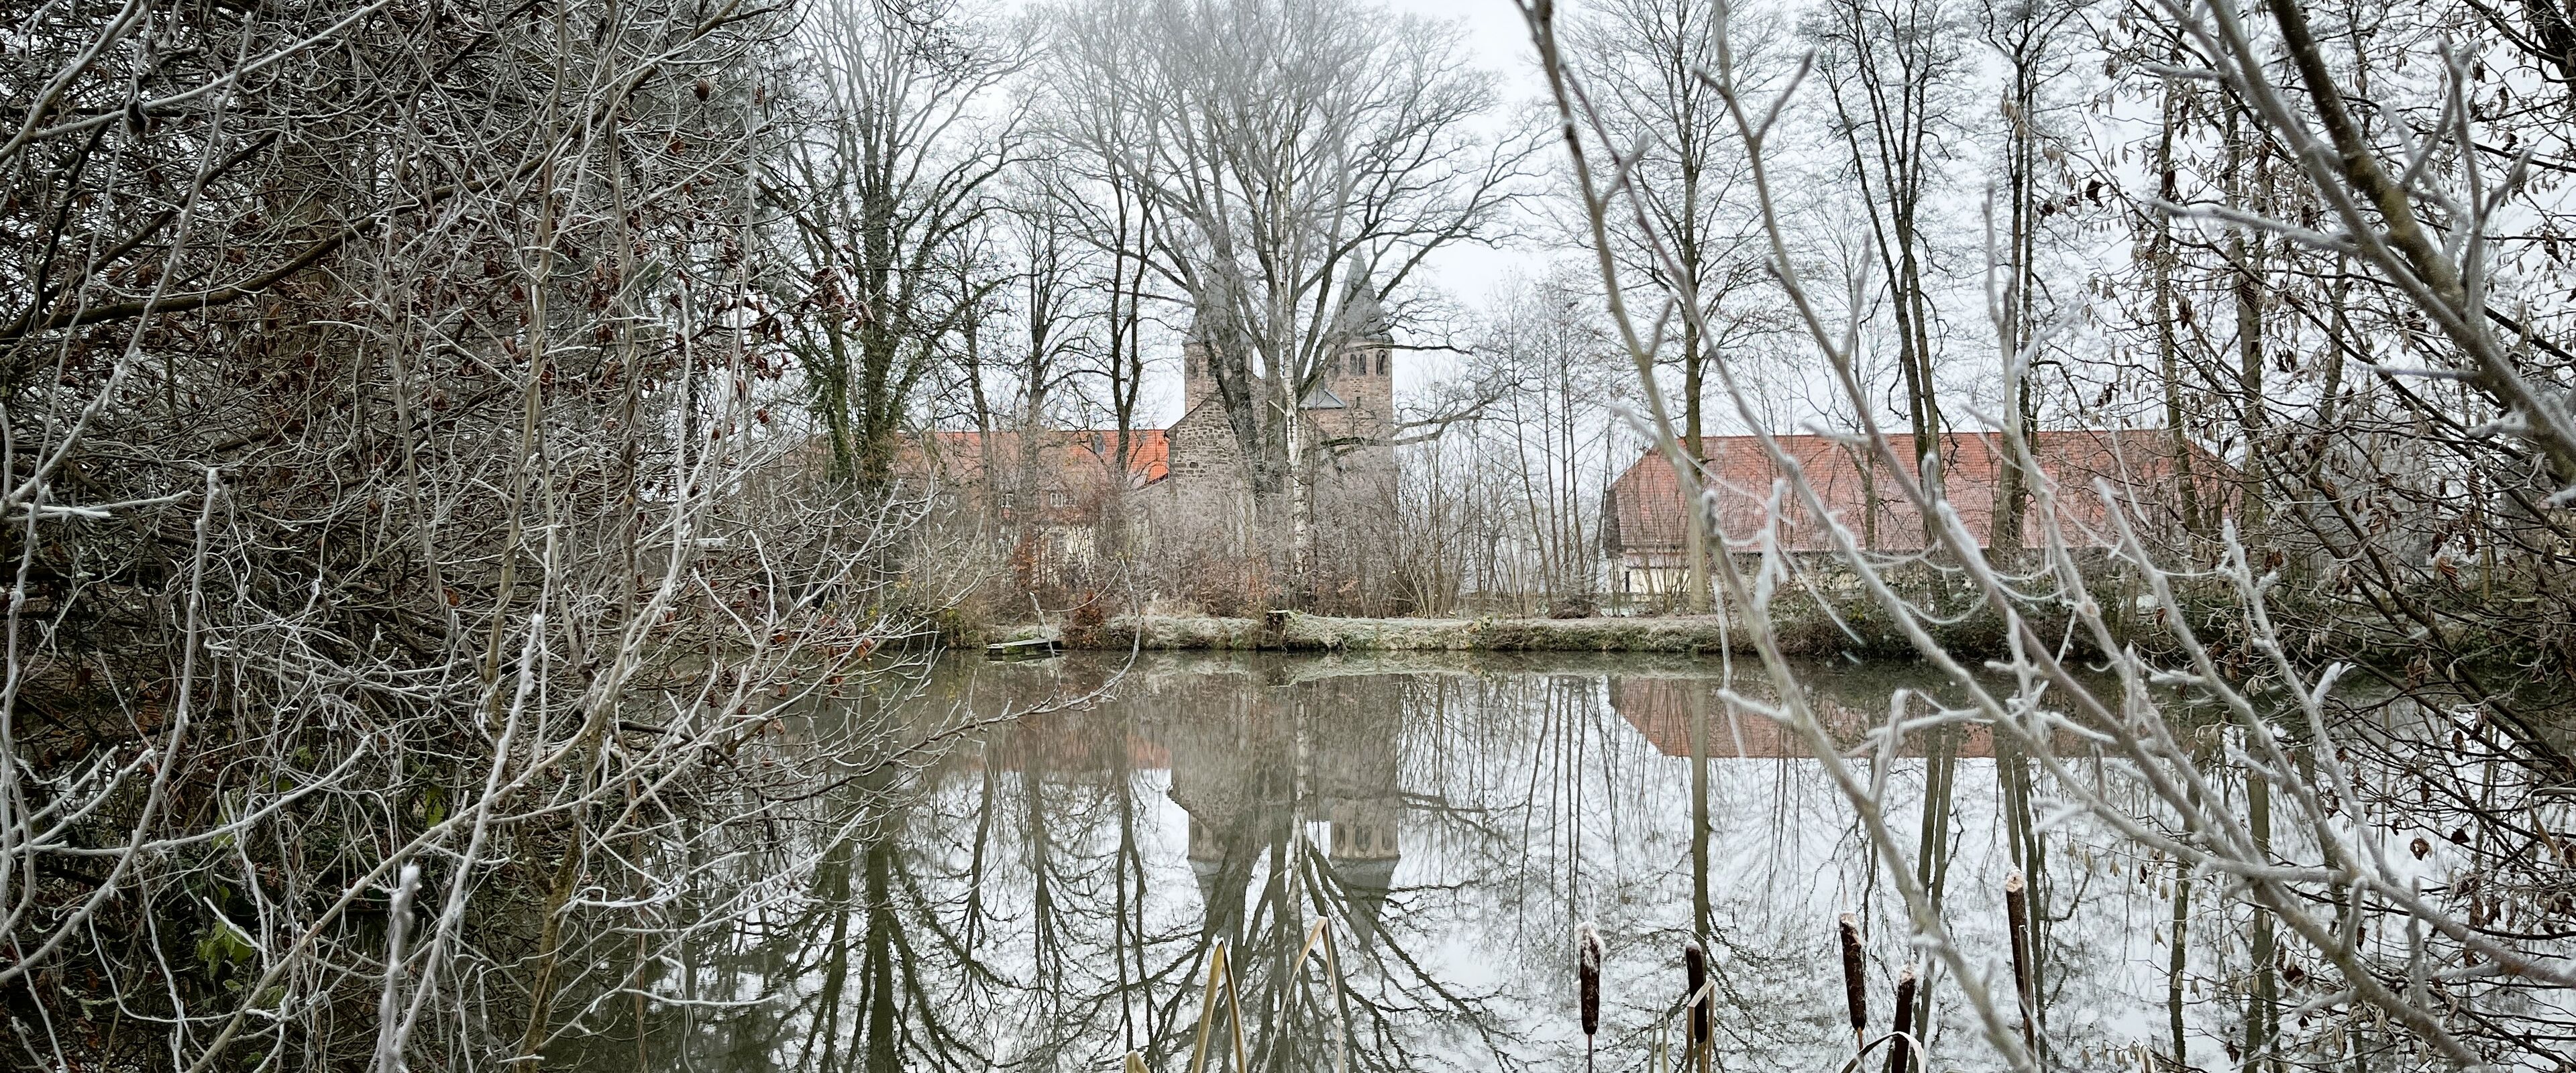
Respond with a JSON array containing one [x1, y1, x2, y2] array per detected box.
[[985, 636, 1062, 659]]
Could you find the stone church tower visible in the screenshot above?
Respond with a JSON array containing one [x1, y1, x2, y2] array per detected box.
[[1168, 290, 1396, 486], [1104, 284, 1401, 612]]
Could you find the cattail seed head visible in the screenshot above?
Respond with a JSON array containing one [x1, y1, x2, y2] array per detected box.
[[2004, 868, 2037, 1031], [1684, 940, 1709, 1047], [1886, 964, 1919, 1073], [1838, 912, 1868, 1033], [1576, 922, 1603, 1037]]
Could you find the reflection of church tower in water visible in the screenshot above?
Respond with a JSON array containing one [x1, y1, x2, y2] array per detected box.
[[1306, 683, 1403, 950], [1162, 677, 1277, 953], [1158, 673, 1406, 950]]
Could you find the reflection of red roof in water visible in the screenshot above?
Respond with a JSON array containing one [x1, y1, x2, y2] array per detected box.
[[963, 714, 1172, 774], [1610, 678, 2002, 759]]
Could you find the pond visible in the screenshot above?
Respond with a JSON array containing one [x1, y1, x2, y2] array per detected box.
[[577, 651, 2214, 1073]]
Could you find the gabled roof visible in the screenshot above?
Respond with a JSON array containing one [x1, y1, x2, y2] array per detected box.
[[916, 428, 1170, 487], [1612, 677, 2007, 758], [1299, 384, 1346, 410], [1603, 430, 2233, 555]]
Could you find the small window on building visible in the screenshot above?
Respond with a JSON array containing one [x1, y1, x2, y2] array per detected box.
[[1351, 352, 1367, 375], [1377, 351, 1389, 375], [1046, 490, 1073, 509]]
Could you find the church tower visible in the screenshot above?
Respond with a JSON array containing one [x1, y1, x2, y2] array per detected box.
[[1181, 327, 1218, 413], [1166, 285, 1397, 494], [1178, 289, 1394, 439], [1324, 285, 1394, 445]]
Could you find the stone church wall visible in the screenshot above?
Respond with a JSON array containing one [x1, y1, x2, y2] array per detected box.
[[1138, 334, 1401, 610]]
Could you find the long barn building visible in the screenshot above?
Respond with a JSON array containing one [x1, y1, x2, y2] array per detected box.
[[1600, 430, 2234, 598]]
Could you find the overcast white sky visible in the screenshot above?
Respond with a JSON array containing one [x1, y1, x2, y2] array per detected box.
[[1385, 0, 1558, 307], [1391, 0, 1538, 67], [1006, 0, 1581, 423], [1063, 0, 1568, 423]]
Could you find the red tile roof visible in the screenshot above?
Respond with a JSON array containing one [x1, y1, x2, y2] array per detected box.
[[895, 428, 1171, 528], [918, 428, 1171, 487], [1611, 677, 1981, 757], [1603, 430, 2229, 555], [1611, 677, 2072, 758]]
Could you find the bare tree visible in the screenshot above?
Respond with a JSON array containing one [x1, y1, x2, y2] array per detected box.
[[1517, 0, 2576, 1068], [1049, 0, 1532, 586], [0, 2, 969, 1069], [1029, 56, 1165, 497], [771, 0, 1024, 489], [1474, 268, 1630, 610], [1978, 0, 2092, 553], [1809, 0, 1972, 543], [1572, 0, 1793, 609]]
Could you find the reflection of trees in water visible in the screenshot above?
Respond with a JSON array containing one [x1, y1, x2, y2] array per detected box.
[[1145, 661, 1902, 1073], [1424, 667, 1855, 1070], [556, 653, 2371, 1073], [531, 683, 1021, 1073], [579, 771, 1009, 1073], [572, 662, 1521, 1072], [1401, 660, 2167, 1073], [1157, 670, 1517, 1073]]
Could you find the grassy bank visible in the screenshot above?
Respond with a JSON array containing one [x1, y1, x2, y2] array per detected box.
[[1006, 602, 2004, 657], [1109, 613, 1746, 653]]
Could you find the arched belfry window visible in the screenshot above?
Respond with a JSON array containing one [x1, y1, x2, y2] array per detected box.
[[1376, 351, 1389, 375]]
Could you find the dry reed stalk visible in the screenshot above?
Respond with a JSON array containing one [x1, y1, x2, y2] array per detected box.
[[1999, 736, 2049, 1064], [1839, 912, 1870, 1046], [1910, 727, 1958, 1036], [1888, 962, 1918, 1073], [1322, 922, 1354, 1073], [2169, 859, 2190, 1069], [1187, 941, 1249, 1073], [1288, 917, 1355, 1073], [2246, 771, 2276, 1073]]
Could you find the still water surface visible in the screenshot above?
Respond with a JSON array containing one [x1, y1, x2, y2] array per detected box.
[[594, 651, 2194, 1073]]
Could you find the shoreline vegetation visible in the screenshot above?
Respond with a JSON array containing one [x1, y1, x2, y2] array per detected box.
[[16, 0, 2576, 1067], [991, 592, 2532, 666], [1006, 608, 1983, 657], [1016, 612, 1750, 653]]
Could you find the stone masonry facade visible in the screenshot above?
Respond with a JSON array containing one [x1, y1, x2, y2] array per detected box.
[[1153, 328, 1398, 535]]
